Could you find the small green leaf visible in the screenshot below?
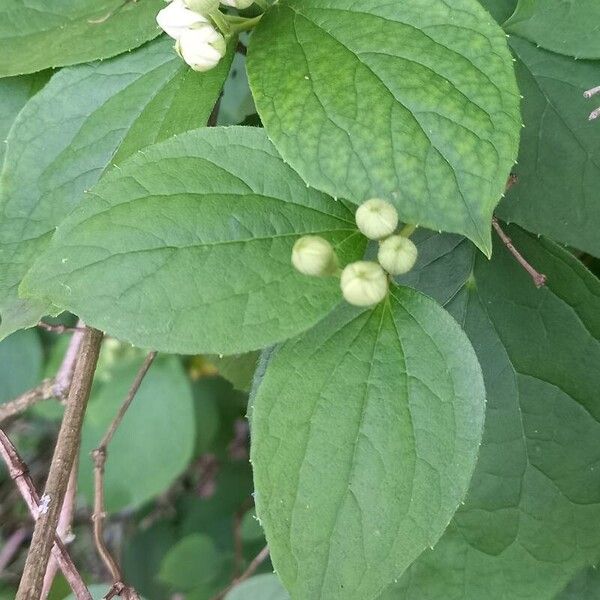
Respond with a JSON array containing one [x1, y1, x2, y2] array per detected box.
[[206, 352, 260, 392], [158, 534, 225, 590], [0, 0, 164, 76], [0, 38, 233, 340], [385, 228, 600, 600], [21, 127, 366, 354], [225, 574, 290, 600], [0, 329, 42, 404], [505, 0, 600, 59], [251, 289, 485, 600], [78, 353, 195, 512], [247, 0, 521, 253], [497, 37, 600, 257]]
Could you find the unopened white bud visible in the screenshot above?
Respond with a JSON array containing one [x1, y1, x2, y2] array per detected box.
[[183, 0, 220, 15], [220, 0, 255, 8], [355, 198, 398, 240], [156, 0, 208, 39], [377, 235, 418, 275], [341, 261, 388, 306], [176, 25, 226, 72], [292, 236, 337, 277]]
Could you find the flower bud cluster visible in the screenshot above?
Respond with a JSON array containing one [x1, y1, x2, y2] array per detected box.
[[156, 0, 253, 72], [290, 199, 419, 308]]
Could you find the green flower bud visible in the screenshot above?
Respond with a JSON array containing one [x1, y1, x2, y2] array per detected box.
[[355, 198, 399, 240], [340, 261, 388, 306], [377, 235, 418, 275], [291, 236, 338, 277]]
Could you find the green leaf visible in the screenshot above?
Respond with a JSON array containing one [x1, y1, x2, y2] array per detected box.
[[477, 0, 517, 23], [505, 0, 600, 59], [21, 127, 366, 354], [247, 0, 521, 254], [497, 37, 600, 256], [250, 289, 486, 600], [158, 533, 225, 591], [0, 38, 232, 340], [557, 566, 600, 600], [225, 574, 290, 600], [206, 352, 260, 392], [384, 228, 600, 600], [0, 0, 165, 77], [0, 72, 51, 164], [78, 353, 195, 512], [0, 329, 42, 404]]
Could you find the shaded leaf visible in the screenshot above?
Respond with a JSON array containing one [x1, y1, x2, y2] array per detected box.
[[383, 228, 600, 600], [21, 127, 366, 354], [247, 0, 521, 253], [0, 38, 233, 339], [497, 37, 600, 256], [251, 289, 485, 600], [0, 329, 42, 404], [505, 0, 600, 59]]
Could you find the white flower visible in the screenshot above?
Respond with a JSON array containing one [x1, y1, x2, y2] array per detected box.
[[291, 236, 337, 277], [220, 0, 255, 9], [340, 261, 388, 306], [355, 198, 399, 240], [156, 0, 208, 40], [377, 235, 418, 275], [176, 25, 227, 72]]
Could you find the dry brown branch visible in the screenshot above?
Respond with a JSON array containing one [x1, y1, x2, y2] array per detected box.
[[0, 429, 92, 599], [16, 327, 103, 600], [492, 218, 547, 288], [0, 527, 28, 573], [92, 351, 157, 599], [0, 380, 56, 424]]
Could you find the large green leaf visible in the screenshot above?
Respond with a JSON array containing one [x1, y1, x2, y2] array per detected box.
[[0, 38, 232, 340], [21, 127, 366, 354], [250, 289, 486, 600], [0, 72, 51, 164], [78, 353, 195, 512], [478, 0, 517, 23], [0, 0, 164, 77], [557, 566, 600, 599], [497, 37, 600, 256], [0, 329, 42, 404], [383, 228, 600, 599], [247, 0, 521, 254], [505, 0, 600, 59]]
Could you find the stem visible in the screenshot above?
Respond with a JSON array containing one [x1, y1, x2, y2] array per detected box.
[[0, 528, 28, 573], [0, 379, 56, 424], [16, 327, 103, 600], [91, 352, 157, 597], [584, 85, 600, 99], [492, 218, 547, 288], [0, 430, 92, 599], [54, 322, 85, 399], [399, 224, 417, 238]]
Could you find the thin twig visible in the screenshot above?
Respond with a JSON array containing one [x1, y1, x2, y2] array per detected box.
[[0, 379, 56, 424], [210, 545, 270, 600], [41, 461, 79, 599], [92, 351, 157, 599], [17, 327, 103, 600], [584, 85, 600, 99], [0, 430, 92, 599], [492, 218, 547, 287], [37, 322, 85, 335], [54, 322, 86, 399], [0, 527, 28, 573]]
